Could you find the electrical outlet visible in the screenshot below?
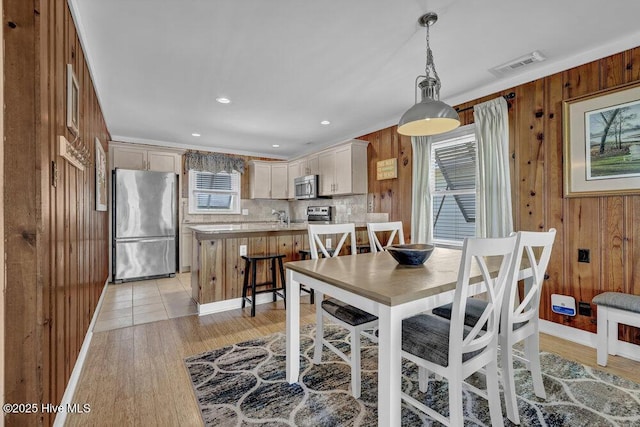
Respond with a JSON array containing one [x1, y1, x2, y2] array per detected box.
[[242, 209, 249, 216], [239, 245, 247, 256], [326, 238, 332, 248], [578, 248, 590, 263], [578, 301, 592, 316]]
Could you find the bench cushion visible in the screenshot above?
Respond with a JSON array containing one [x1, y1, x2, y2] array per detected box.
[[592, 292, 640, 314]]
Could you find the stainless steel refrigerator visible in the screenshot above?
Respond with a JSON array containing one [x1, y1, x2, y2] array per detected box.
[[112, 169, 178, 282]]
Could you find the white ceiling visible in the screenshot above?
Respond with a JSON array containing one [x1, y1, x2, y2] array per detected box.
[[69, 0, 640, 159]]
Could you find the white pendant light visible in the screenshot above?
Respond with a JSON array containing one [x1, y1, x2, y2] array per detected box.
[[398, 12, 460, 136]]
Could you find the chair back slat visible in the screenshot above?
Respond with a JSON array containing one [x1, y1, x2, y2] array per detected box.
[[308, 223, 357, 259], [505, 229, 556, 327], [451, 235, 517, 360], [366, 221, 405, 252]]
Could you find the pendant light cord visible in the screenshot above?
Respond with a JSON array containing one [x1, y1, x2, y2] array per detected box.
[[424, 21, 439, 84]]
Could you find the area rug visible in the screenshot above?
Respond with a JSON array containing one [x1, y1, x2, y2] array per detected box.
[[185, 324, 640, 426]]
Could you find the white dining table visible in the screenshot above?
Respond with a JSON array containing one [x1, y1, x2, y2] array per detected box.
[[285, 248, 530, 426]]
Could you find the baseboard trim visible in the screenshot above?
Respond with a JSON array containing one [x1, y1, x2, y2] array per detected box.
[[198, 293, 287, 316], [53, 279, 109, 427], [539, 319, 640, 363]]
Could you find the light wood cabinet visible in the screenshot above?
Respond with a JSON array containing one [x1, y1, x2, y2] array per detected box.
[[181, 229, 193, 272], [317, 140, 368, 196], [318, 150, 335, 196], [249, 160, 288, 199], [111, 144, 181, 173], [288, 160, 303, 199], [270, 163, 288, 199], [306, 154, 319, 175], [112, 146, 147, 170], [249, 161, 271, 199], [296, 154, 319, 176], [148, 151, 181, 173]]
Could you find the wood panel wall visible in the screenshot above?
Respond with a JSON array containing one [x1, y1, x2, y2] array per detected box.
[[357, 46, 640, 344], [360, 130, 414, 241], [4, 0, 110, 425]]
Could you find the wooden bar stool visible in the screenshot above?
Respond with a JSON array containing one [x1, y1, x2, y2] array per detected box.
[[355, 244, 371, 254], [297, 248, 335, 304], [241, 254, 286, 317]]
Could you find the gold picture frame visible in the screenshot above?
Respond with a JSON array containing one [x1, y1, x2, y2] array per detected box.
[[66, 64, 80, 136], [95, 138, 107, 211], [563, 81, 640, 197]]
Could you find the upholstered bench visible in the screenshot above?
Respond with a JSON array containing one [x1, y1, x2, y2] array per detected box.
[[592, 292, 640, 366]]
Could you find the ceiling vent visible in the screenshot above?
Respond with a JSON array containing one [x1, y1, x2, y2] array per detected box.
[[490, 51, 546, 76]]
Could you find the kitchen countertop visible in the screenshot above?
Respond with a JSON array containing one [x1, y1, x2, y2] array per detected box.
[[188, 221, 370, 240], [188, 222, 308, 233]]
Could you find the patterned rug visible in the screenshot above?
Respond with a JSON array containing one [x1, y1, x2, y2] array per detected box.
[[184, 323, 640, 426]]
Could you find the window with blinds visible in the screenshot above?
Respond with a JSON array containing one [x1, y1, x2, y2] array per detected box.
[[188, 170, 241, 214], [431, 129, 477, 245]]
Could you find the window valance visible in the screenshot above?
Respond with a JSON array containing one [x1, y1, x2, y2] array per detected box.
[[184, 151, 245, 174]]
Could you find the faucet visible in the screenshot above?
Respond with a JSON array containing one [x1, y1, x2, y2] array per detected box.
[[271, 209, 289, 226]]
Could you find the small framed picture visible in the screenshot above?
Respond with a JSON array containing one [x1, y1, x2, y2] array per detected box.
[[563, 81, 640, 197], [67, 64, 79, 136], [95, 138, 107, 211]]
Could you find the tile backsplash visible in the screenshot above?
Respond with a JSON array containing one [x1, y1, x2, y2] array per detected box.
[[182, 198, 289, 223], [182, 194, 387, 224]]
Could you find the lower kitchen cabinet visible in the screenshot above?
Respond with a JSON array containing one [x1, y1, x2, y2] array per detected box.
[[181, 228, 193, 272]]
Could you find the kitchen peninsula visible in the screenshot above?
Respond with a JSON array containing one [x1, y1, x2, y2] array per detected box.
[[189, 222, 373, 315]]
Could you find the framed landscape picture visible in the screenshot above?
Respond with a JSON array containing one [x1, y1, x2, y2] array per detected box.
[[66, 64, 80, 136], [563, 81, 640, 197], [95, 138, 107, 211]]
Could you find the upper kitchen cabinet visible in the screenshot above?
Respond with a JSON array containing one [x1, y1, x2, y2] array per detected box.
[[110, 142, 182, 174], [288, 153, 320, 199], [318, 140, 368, 196], [270, 162, 288, 199], [249, 160, 289, 199], [287, 159, 302, 199], [299, 153, 319, 176], [306, 154, 319, 175]]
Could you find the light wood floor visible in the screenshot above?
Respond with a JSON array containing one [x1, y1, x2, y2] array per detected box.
[[66, 300, 640, 426]]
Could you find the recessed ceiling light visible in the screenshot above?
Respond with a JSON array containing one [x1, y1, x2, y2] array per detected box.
[[192, 133, 201, 137], [216, 97, 231, 104], [272, 144, 280, 148], [320, 120, 330, 125]]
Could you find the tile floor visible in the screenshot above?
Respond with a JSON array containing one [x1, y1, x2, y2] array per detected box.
[[94, 272, 197, 332]]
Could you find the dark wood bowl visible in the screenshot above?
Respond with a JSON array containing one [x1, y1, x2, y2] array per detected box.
[[386, 244, 435, 266]]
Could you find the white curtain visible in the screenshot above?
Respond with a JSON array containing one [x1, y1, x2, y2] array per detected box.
[[474, 97, 513, 238], [411, 136, 433, 244]]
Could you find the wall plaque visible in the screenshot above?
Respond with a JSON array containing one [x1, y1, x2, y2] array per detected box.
[[376, 158, 398, 180]]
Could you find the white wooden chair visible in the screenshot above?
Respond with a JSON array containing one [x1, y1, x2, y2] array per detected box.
[[401, 235, 517, 426], [308, 223, 378, 399], [432, 229, 556, 424], [366, 221, 405, 252]]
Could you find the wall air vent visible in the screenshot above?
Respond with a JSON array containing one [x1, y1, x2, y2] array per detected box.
[[490, 51, 546, 76]]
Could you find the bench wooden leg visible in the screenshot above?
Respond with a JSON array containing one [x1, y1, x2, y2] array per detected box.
[[608, 318, 619, 356], [596, 306, 608, 366]]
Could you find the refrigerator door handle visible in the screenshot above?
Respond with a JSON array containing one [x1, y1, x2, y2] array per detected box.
[[115, 237, 173, 244]]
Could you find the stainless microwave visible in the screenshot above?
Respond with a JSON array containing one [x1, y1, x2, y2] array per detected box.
[[294, 175, 319, 199]]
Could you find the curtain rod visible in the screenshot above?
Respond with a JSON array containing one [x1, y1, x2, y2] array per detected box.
[[455, 92, 516, 113]]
